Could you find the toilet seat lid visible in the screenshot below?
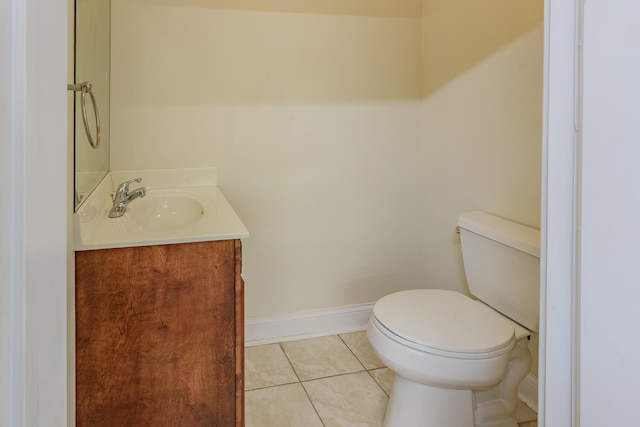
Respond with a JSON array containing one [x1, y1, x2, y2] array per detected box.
[[373, 289, 516, 357]]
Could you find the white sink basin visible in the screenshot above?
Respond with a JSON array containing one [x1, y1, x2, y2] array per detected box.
[[73, 168, 249, 250], [128, 192, 205, 231]]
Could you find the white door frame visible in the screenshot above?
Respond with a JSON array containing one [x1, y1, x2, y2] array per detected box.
[[1, 0, 69, 425], [540, 0, 581, 426]]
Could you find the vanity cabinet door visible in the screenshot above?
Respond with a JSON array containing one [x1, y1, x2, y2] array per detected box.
[[75, 239, 244, 426]]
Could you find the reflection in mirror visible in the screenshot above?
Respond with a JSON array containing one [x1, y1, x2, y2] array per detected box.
[[74, 0, 110, 210]]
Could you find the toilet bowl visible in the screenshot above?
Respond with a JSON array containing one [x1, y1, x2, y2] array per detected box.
[[367, 212, 540, 427], [368, 289, 532, 427]]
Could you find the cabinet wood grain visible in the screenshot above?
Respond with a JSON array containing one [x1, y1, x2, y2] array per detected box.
[[75, 240, 244, 426]]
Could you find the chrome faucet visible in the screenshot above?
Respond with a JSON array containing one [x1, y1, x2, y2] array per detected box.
[[109, 178, 146, 218]]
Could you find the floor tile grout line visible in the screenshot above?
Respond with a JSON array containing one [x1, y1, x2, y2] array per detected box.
[[299, 379, 326, 427], [366, 369, 391, 398], [337, 333, 391, 397], [276, 341, 326, 426], [245, 334, 390, 392], [278, 335, 383, 426], [301, 368, 368, 384], [246, 367, 387, 391], [279, 334, 366, 382], [337, 333, 368, 372], [337, 332, 388, 372], [245, 379, 300, 392], [277, 341, 303, 383]]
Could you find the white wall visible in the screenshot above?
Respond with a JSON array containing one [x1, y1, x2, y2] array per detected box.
[[1, 0, 69, 425], [110, 1, 425, 317], [579, 1, 640, 424]]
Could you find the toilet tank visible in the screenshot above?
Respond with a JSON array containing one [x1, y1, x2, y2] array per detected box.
[[457, 211, 540, 332]]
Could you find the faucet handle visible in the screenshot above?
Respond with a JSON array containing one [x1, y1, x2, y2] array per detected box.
[[112, 178, 142, 201], [116, 178, 142, 194]]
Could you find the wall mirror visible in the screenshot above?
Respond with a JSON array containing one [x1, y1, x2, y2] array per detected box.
[[73, 0, 110, 210]]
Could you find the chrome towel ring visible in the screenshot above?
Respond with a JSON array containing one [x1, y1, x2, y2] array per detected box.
[[68, 81, 101, 149]]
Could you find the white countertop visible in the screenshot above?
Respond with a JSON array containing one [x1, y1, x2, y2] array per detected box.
[[74, 168, 249, 251]]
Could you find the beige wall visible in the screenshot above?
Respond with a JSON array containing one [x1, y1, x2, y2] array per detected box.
[[110, 0, 542, 334], [419, 22, 543, 374], [110, 1, 424, 317], [74, 0, 111, 195], [419, 24, 543, 294], [422, 0, 543, 95]]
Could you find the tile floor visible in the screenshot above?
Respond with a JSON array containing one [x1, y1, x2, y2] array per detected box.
[[245, 331, 538, 427]]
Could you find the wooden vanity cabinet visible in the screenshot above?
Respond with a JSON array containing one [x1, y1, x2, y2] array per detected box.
[[75, 239, 244, 426]]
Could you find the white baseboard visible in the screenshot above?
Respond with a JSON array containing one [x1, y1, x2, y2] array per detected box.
[[245, 303, 374, 347], [518, 373, 538, 413], [245, 303, 538, 413]]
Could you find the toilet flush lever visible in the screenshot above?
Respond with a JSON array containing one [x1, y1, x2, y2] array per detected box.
[[455, 226, 461, 234]]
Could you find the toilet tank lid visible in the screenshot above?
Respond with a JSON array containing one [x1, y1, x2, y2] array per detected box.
[[458, 211, 540, 258]]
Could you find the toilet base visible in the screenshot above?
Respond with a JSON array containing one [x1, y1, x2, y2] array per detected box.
[[473, 410, 518, 427], [473, 339, 532, 427], [383, 375, 474, 427]]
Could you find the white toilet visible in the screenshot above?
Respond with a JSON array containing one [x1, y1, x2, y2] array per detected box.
[[367, 211, 540, 427]]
